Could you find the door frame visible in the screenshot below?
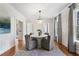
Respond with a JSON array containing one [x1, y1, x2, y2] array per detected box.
[[15, 19, 24, 51]]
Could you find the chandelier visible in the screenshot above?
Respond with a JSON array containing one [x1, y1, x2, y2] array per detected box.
[[37, 10, 42, 24], [37, 10, 42, 20]]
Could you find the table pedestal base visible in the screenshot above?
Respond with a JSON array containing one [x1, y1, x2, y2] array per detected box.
[[37, 38, 42, 49]]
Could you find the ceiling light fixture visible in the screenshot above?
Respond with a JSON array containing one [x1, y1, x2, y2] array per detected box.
[[38, 10, 41, 20], [37, 10, 42, 24]]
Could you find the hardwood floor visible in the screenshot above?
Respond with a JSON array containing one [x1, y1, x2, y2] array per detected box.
[[54, 40, 79, 56], [0, 40, 24, 56], [1, 39, 79, 56], [0, 46, 16, 56], [18, 40, 24, 50]]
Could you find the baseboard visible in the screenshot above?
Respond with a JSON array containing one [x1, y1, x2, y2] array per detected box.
[[54, 40, 79, 56], [0, 46, 16, 56]]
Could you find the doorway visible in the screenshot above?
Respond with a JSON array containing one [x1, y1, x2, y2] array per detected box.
[[16, 20, 24, 50]]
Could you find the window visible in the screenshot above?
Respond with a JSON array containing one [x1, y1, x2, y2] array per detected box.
[[73, 9, 79, 42], [43, 23, 49, 33], [26, 23, 33, 34]]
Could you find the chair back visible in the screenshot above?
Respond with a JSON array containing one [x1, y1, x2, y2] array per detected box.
[[25, 34, 30, 40]]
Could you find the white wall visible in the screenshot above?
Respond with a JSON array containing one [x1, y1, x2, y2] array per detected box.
[[0, 4, 26, 54], [61, 7, 69, 48]]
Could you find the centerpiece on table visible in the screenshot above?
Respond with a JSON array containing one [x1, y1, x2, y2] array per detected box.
[[37, 29, 42, 36]]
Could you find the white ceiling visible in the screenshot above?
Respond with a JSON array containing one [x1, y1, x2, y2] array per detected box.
[[10, 3, 68, 20]]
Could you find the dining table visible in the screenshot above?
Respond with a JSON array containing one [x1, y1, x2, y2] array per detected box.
[[30, 34, 48, 49]]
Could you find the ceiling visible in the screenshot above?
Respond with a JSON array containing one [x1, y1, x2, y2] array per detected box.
[[10, 3, 69, 20]]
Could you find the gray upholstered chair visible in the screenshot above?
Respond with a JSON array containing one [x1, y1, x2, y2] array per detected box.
[[41, 34, 50, 50], [25, 34, 37, 50]]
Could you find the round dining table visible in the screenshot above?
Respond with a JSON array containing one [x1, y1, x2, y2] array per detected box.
[[31, 34, 47, 49]]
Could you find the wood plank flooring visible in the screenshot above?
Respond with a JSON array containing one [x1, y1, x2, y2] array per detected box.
[[0, 46, 16, 56], [54, 40, 79, 56]]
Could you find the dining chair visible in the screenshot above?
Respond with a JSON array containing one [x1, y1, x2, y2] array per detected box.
[[41, 35, 51, 50], [25, 34, 37, 50]]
